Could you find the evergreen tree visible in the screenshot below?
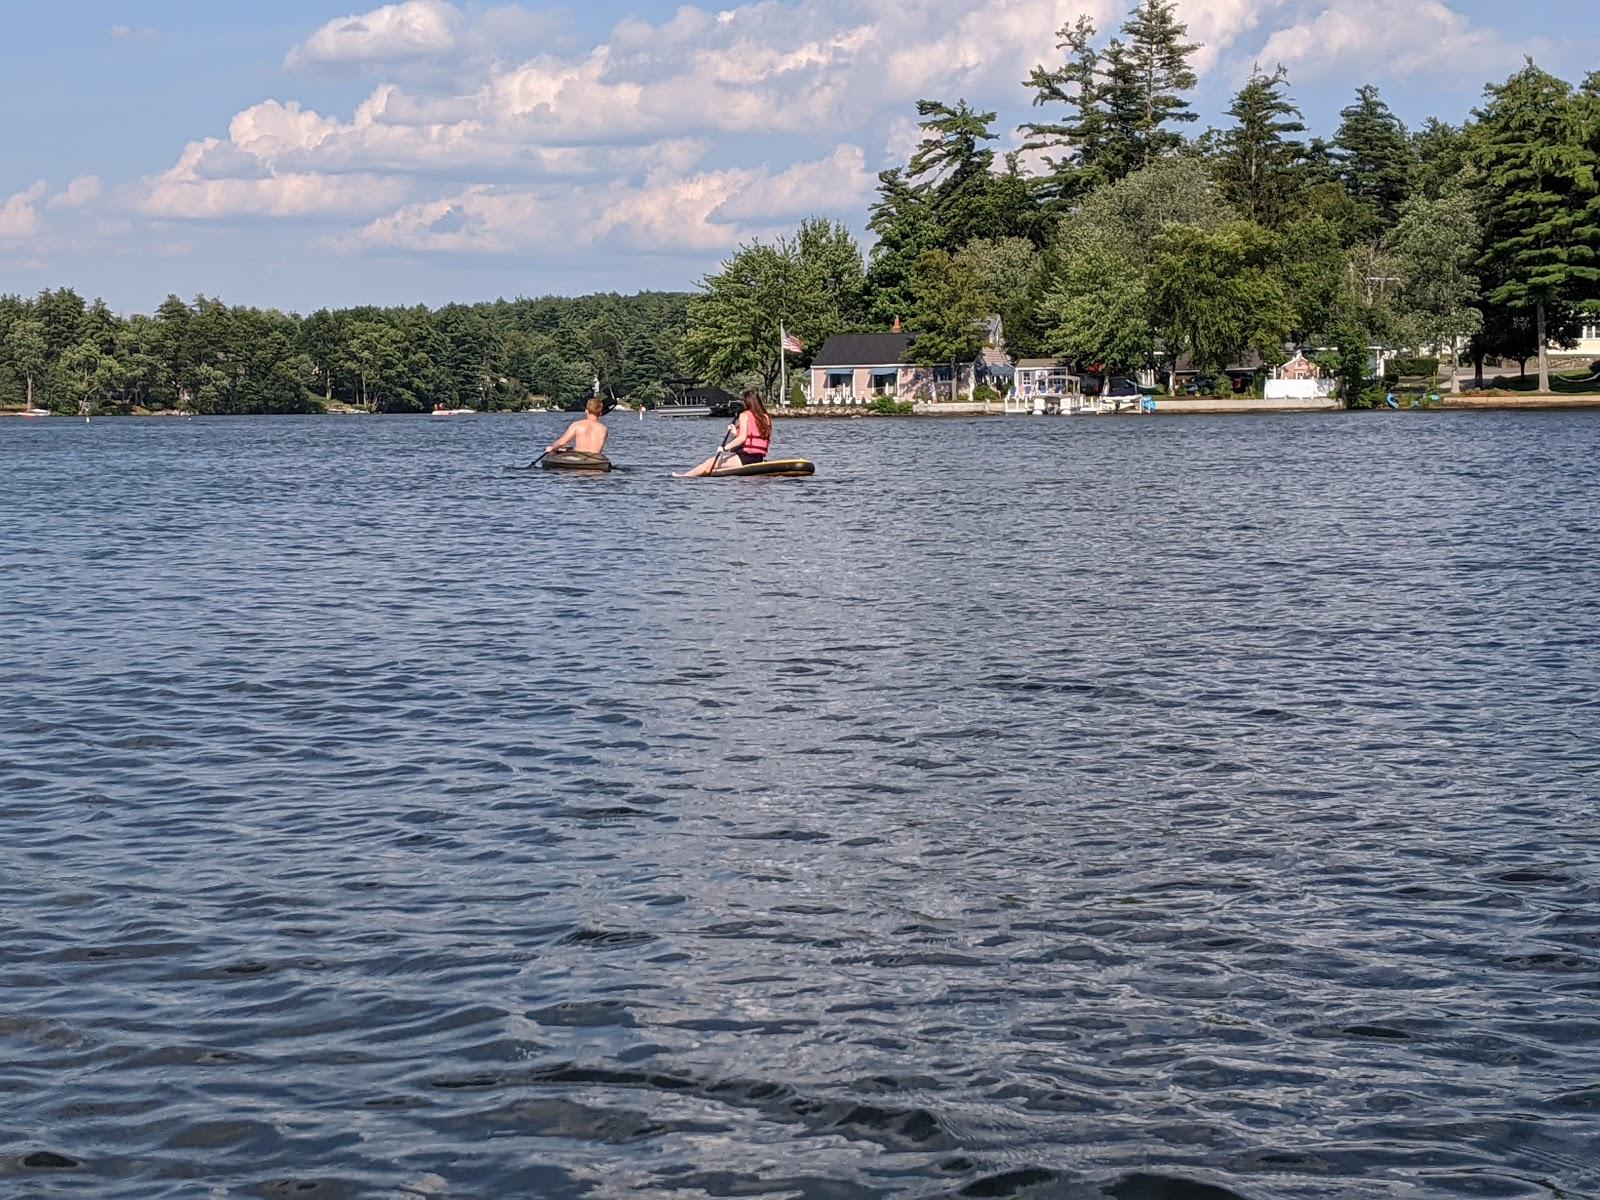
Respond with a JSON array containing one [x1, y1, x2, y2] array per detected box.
[[864, 168, 936, 327], [1118, 0, 1200, 168], [1020, 2, 1199, 197], [1020, 16, 1108, 204], [1412, 117, 1473, 199], [1216, 64, 1307, 228], [1471, 61, 1600, 391], [1333, 85, 1417, 230]]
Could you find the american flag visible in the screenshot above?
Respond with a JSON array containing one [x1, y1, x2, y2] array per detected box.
[[781, 331, 805, 354]]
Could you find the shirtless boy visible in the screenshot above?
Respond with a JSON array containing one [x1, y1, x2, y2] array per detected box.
[[547, 398, 609, 456]]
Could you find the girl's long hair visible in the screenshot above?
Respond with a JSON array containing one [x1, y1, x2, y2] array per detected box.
[[741, 389, 772, 438]]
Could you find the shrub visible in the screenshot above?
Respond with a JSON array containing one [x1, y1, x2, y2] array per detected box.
[[972, 383, 999, 404], [868, 396, 914, 416], [787, 381, 807, 408], [1388, 356, 1440, 378]]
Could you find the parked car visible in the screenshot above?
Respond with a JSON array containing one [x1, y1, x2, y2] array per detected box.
[[1185, 371, 1253, 395]]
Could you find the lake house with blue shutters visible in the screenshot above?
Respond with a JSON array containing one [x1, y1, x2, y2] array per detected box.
[[807, 322, 1009, 405]]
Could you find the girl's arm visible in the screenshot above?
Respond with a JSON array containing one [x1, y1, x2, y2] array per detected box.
[[722, 413, 750, 451]]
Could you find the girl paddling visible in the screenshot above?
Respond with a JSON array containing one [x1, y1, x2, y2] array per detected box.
[[674, 389, 771, 477]]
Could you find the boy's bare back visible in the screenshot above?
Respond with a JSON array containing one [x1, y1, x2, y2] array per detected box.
[[549, 399, 609, 455]]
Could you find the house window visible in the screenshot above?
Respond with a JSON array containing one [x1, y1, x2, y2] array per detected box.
[[1584, 322, 1600, 341]]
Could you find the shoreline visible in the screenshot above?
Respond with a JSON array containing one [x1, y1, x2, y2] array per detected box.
[[6, 394, 1599, 421]]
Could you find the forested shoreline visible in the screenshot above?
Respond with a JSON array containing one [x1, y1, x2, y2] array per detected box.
[[4, 0, 1598, 416], [0, 290, 690, 415]]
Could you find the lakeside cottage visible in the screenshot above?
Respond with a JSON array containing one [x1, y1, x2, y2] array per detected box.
[[807, 320, 1010, 404]]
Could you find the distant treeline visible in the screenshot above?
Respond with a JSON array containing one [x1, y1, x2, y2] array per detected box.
[[0, 289, 690, 414]]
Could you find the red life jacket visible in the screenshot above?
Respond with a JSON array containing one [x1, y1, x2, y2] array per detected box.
[[742, 413, 770, 460]]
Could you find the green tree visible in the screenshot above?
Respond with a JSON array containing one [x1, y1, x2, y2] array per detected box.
[[1118, 0, 1200, 168], [8, 318, 48, 409], [1413, 117, 1474, 199], [865, 168, 940, 324], [1333, 85, 1416, 230], [907, 249, 988, 401], [1040, 158, 1231, 375], [59, 339, 115, 415], [1215, 64, 1306, 227], [1471, 61, 1600, 391], [1149, 221, 1293, 378], [347, 320, 406, 411], [1020, 16, 1109, 204], [684, 220, 867, 395], [1388, 191, 1484, 389]]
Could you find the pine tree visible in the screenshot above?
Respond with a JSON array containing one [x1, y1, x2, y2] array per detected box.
[[1412, 117, 1473, 199], [1118, 0, 1200, 167], [1020, 16, 1108, 204], [1471, 61, 1600, 392], [1333, 85, 1417, 230], [1216, 64, 1307, 228], [865, 167, 939, 326], [1019, 2, 1199, 196]]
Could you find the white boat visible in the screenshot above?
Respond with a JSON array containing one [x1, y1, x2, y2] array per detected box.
[[8, 408, 51, 418], [430, 408, 477, 417], [654, 402, 712, 417]]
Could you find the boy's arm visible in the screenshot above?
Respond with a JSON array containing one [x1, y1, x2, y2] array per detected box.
[[547, 420, 580, 451], [597, 423, 609, 451]]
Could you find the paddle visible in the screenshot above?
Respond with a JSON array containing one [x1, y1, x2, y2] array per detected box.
[[524, 449, 551, 469]]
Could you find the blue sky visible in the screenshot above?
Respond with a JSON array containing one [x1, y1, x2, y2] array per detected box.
[[2, 0, 1595, 314]]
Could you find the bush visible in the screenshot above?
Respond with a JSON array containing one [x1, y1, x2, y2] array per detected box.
[[972, 383, 999, 404], [787, 381, 807, 408], [868, 396, 914, 416], [1388, 356, 1440, 379]]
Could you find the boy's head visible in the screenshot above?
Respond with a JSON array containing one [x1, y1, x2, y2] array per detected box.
[[586, 397, 604, 417]]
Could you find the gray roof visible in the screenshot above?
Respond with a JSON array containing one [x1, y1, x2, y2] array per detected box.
[[1015, 358, 1070, 369], [811, 333, 916, 368]]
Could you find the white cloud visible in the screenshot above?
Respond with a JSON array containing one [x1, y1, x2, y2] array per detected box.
[[141, 138, 413, 219], [286, 0, 461, 69], [0, 180, 48, 239], [129, 0, 1456, 279], [344, 143, 874, 257], [49, 176, 104, 210], [1256, 0, 1503, 80]]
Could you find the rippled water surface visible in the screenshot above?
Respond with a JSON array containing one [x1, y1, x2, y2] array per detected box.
[[3, 411, 1599, 1200]]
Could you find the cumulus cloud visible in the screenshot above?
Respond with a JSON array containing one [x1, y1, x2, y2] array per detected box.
[[141, 137, 413, 219], [286, 0, 461, 69], [0, 180, 49, 239], [139, 0, 1495, 277], [1256, 0, 1504, 80], [345, 142, 873, 257], [49, 176, 105, 210]]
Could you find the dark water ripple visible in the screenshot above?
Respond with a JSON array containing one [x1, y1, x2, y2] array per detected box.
[[2, 411, 1598, 1199]]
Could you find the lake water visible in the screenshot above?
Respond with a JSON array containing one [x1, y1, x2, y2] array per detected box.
[[2, 410, 1598, 1200]]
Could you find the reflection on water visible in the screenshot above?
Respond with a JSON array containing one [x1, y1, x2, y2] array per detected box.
[[2, 411, 1598, 1199]]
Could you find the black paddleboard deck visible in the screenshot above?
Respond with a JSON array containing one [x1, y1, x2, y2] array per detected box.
[[705, 458, 815, 478]]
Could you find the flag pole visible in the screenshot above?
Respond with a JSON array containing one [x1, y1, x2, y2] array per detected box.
[[779, 320, 787, 408]]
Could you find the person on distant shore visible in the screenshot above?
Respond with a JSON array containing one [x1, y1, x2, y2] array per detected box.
[[675, 390, 771, 477], [547, 398, 609, 456]]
